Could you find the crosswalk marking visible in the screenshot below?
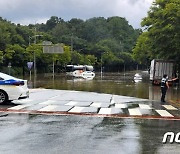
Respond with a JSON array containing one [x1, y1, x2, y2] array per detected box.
[[98, 108, 122, 114], [24, 104, 46, 111], [39, 100, 56, 105], [12, 99, 33, 104], [162, 105, 178, 110], [115, 104, 128, 108], [90, 102, 109, 108], [128, 108, 142, 116], [69, 106, 98, 113], [139, 104, 152, 109], [8, 105, 30, 110], [38, 105, 58, 111], [68, 106, 86, 113], [156, 110, 174, 117], [65, 101, 78, 106], [98, 108, 112, 114], [4, 99, 180, 119]]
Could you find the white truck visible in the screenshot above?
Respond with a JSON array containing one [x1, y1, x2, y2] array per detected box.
[[149, 59, 176, 84]]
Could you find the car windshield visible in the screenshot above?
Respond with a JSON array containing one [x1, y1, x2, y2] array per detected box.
[[0, 72, 19, 80]]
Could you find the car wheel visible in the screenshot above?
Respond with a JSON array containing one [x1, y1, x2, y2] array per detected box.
[[0, 90, 8, 104]]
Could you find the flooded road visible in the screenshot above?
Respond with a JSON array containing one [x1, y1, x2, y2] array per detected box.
[[0, 71, 179, 154], [28, 71, 180, 102], [0, 114, 179, 154]]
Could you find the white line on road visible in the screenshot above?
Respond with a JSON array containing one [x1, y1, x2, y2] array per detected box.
[[8, 104, 30, 110], [156, 110, 174, 117], [162, 105, 178, 110], [38, 105, 59, 111], [139, 104, 152, 109], [128, 108, 142, 116]]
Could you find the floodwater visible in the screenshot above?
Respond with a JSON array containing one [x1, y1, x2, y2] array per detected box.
[[28, 71, 180, 102], [0, 71, 179, 154]]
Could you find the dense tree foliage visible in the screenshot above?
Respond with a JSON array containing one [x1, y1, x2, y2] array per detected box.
[[0, 15, 141, 75], [133, 0, 180, 67], [1, 0, 180, 76]]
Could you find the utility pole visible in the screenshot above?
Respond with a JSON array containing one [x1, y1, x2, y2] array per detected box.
[[28, 26, 43, 87], [71, 33, 73, 52], [33, 49, 36, 79]]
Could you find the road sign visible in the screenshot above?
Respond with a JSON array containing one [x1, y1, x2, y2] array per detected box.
[[42, 41, 52, 46], [42, 41, 64, 54], [27, 62, 33, 70]]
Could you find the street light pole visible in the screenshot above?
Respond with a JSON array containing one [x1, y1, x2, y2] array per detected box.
[[33, 50, 36, 78], [34, 28, 37, 78], [29, 36, 31, 46], [29, 33, 43, 87], [71, 33, 73, 52]]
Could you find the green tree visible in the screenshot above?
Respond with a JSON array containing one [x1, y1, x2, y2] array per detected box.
[[51, 23, 69, 43], [26, 44, 43, 72], [46, 16, 64, 31], [0, 51, 3, 63], [83, 55, 97, 65], [4, 44, 26, 66], [58, 45, 71, 66], [68, 18, 84, 37], [107, 16, 128, 40], [132, 32, 150, 65], [0, 21, 11, 51], [71, 51, 83, 65], [102, 51, 122, 66], [0, 15, 141, 72], [96, 39, 122, 54], [134, 0, 180, 65], [82, 17, 109, 42]]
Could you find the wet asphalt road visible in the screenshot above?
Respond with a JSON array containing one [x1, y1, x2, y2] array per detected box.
[[0, 88, 179, 154], [0, 113, 180, 154]]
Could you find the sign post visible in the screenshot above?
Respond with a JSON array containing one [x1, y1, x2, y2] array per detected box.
[[8, 62, 12, 75], [27, 62, 33, 81]]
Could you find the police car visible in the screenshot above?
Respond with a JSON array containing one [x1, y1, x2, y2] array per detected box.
[[0, 72, 29, 104]]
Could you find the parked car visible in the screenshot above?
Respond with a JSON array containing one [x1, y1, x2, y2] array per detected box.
[[0, 72, 29, 104]]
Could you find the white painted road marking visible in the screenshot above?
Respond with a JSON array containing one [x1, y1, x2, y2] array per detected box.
[[69, 106, 98, 113], [115, 104, 128, 108], [12, 99, 33, 104], [139, 104, 152, 109], [8, 105, 30, 110], [90, 102, 110, 108], [98, 108, 112, 114], [98, 108, 122, 114], [156, 110, 174, 117], [128, 108, 142, 116], [162, 105, 178, 110], [69, 106, 86, 113], [38, 105, 58, 111], [39, 100, 56, 105], [65, 101, 78, 106]]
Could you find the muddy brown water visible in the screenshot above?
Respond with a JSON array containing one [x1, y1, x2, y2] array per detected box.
[[26, 71, 180, 102]]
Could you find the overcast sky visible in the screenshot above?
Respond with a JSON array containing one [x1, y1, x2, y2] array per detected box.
[[0, 0, 153, 28]]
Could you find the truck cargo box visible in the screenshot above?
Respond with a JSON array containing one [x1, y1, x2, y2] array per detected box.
[[150, 59, 175, 84]]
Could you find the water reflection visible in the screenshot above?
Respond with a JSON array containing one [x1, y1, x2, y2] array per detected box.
[[90, 117, 180, 154], [26, 72, 180, 101], [1, 113, 180, 154], [136, 118, 180, 153], [90, 118, 140, 153]]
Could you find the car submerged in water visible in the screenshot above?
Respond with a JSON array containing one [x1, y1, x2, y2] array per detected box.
[[66, 65, 95, 79], [0, 72, 29, 104]]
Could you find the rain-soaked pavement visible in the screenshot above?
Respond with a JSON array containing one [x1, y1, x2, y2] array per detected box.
[[1, 89, 180, 120], [0, 89, 180, 153], [0, 113, 180, 154]]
